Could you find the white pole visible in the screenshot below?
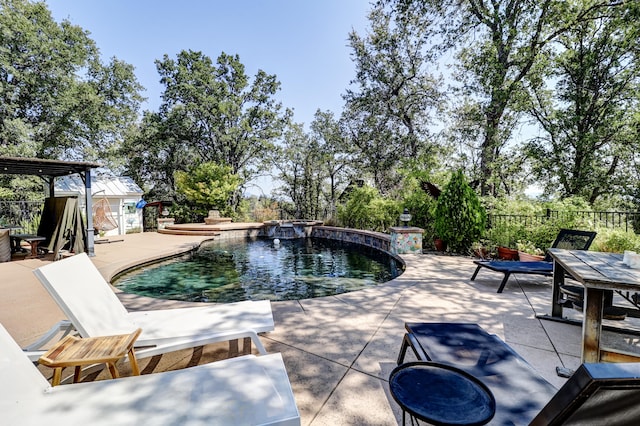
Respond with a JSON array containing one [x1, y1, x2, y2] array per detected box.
[[84, 169, 95, 256]]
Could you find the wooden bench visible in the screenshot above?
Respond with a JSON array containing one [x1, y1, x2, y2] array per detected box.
[[397, 323, 557, 425]]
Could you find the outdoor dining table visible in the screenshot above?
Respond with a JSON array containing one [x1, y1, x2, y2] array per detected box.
[[547, 248, 640, 363]]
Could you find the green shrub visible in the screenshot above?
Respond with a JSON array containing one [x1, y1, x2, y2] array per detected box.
[[515, 240, 544, 256], [369, 197, 401, 231], [337, 185, 400, 232], [169, 203, 204, 224], [591, 228, 640, 253], [433, 170, 486, 253], [483, 196, 598, 250], [402, 185, 437, 239], [174, 162, 241, 217]]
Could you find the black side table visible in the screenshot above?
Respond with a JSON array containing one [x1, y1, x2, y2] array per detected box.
[[389, 362, 496, 426]]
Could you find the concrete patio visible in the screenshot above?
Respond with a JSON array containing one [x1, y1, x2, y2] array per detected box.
[[2, 232, 639, 425]]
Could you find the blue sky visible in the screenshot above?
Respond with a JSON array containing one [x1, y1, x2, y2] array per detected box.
[[45, 0, 372, 128]]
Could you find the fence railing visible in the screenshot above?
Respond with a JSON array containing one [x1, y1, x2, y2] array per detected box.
[[0, 200, 44, 234], [488, 209, 640, 232], [486, 209, 640, 247]]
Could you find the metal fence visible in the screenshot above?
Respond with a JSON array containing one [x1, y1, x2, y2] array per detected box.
[[0, 200, 44, 234], [488, 209, 640, 232], [486, 209, 640, 247]]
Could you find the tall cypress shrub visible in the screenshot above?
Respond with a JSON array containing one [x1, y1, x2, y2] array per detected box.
[[434, 170, 486, 253]]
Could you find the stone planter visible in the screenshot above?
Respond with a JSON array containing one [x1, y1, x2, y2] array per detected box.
[[497, 246, 518, 260], [518, 251, 545, 262], [390, 226, 424, 255]]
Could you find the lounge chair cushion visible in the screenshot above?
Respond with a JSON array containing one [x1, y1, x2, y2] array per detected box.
[[0, 229, 10, 262], [397, 322, 557, 425], [0, 323, 300, 426]]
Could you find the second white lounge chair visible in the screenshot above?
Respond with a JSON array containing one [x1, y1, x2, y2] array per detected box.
[[33, 253, 274, 359], [0, 323, 300, 426]]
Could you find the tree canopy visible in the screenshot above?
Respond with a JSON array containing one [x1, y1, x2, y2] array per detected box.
[[343, 3, 442, 194], [0, 0, 143, 162], [383, 0, 631, 198], [174, 162, 242, 218], [122, 50, 290, 208], [3, 0, 640, 222], [526, 3, 640, 203]]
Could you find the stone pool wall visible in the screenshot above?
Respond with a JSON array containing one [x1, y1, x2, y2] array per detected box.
[[214, 228, 262, 240], [212, 225, 399, 261], [310, 226, 392, 254]]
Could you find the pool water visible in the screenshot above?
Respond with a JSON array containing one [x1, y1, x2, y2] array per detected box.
[[114, 238, 403, 303]]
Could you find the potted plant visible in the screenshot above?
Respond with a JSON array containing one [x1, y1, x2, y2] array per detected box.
[[516, 240, 545, 262], [471, 241, 489, 259], [489, 223, 519, 260], [497, 246, 518, 260]]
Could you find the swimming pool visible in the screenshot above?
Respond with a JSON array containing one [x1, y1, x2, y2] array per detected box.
[[113, 238, 403, 303]]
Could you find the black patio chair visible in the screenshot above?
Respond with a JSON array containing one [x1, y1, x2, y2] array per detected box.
[[470, 229, 597, 293], [530, 362, 640, 425], [396, 322, 640, 425]]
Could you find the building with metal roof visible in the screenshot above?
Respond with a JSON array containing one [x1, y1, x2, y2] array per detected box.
[[55, 175, 144, 237]]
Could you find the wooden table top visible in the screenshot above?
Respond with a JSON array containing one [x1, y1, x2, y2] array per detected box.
[[548, 249, 640, 291], [39, 329, 141, 368]]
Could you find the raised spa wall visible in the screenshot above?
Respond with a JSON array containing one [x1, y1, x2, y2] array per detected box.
[[310, 226, 392, 253], [212, 223, 418, 260], [211, 223, 391, 252]]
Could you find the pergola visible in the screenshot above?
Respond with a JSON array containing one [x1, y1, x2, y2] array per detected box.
[[0, 156, 102, 256]]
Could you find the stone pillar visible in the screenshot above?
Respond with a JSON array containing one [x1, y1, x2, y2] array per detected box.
[[389, 227, 424, 255]]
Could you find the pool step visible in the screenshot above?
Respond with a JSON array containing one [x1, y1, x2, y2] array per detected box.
[[158, 228, 220, 236]]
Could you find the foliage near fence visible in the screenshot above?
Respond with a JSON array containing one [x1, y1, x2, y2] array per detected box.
[[0, 200, 42, 234], [485, 209, 640, 254], [433, 170, 486, 253]]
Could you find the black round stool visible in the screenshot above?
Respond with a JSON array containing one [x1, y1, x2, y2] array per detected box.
[[389, 362, 496, 426]]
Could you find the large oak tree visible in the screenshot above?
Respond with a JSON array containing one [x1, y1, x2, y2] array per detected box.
[[123, 50, 290, 210], [527, 2, 640, 203], [386, 0, 626, 196], [0, 0, 143, 162], [343, 3, 442, 194]]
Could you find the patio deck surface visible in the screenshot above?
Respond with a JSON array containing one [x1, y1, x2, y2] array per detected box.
[[2, 232, 640, 425]]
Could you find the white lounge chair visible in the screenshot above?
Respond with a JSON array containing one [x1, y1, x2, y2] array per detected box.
[[32, 253, 274, 359], [0, 323, 300, 426]]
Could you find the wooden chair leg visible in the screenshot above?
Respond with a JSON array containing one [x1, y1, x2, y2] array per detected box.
[[73, 365, 82, 383], [107, 362, 119, 379], [127, 349, 140, 376], [228, 339, 239, 357], [52, 367, 62, 386], [242, 337, 252, 354]]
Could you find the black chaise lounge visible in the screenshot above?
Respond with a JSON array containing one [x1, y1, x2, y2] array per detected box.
[[470, 228, 597, 293], [397, 322, 640, 425], [397, 323, 556, 425]]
